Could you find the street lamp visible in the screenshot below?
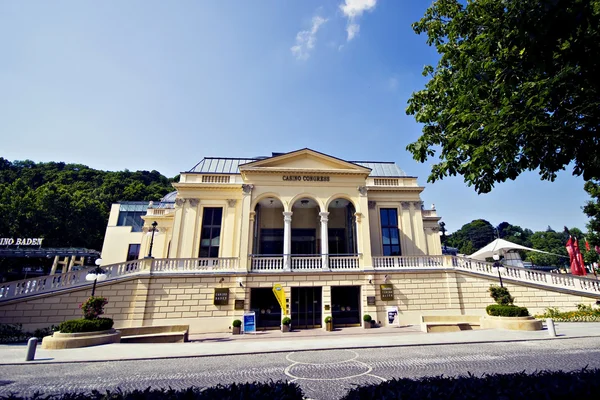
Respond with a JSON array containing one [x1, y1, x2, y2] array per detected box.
[[86, 258, 107, 296], [492, 253, 506, 287], [146, 221, 158, 259]]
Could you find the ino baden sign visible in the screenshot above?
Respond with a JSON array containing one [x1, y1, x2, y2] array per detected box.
[[0, 238, 44, 246]]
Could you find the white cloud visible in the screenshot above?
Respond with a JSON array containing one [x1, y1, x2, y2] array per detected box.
[[339, 0, 377, 41], [291, 16, 328, 60]]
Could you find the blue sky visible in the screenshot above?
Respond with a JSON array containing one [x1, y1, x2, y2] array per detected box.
[[0, 0, 591, 233]]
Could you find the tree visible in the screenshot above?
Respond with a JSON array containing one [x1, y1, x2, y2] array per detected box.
[[406, 0, 600, 194], [447, 219, 495, 254]]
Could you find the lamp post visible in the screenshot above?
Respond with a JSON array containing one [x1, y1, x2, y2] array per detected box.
[[86, 259, 107, 296], [146, 221, 158, 259], [492, 253, 506, 287]]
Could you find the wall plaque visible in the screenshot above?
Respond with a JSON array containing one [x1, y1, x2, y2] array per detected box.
[[380, 284, 394, 301], [324, 304, 330, 311], [214, 288, 229, 305], [367, 296, 376, 306], [235, 299, 245, 310]]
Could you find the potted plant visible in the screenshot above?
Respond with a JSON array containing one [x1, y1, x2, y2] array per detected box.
[[325, 316, 333, 331], [281, 317, 292, 332], [232, 319, 242, 335], [481, 285, 542, 331], [363, 314, 372, 329]]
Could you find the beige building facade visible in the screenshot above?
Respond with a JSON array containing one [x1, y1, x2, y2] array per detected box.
[[98, 149, 443, 330]]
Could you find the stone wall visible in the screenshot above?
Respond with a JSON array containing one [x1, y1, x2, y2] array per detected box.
[[1, 271, 597, 333]]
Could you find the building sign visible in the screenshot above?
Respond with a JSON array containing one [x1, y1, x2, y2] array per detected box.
[[272, 284, 286, 310], [367, 296, 376, 306], [387, 306, 399, 325], [380, 284, 394, 301], [0, 238, 44, 246], [282, 175, 330, 182], [243, 312, 256, 334], [235, 300, 245, 310], [213, 288, 229, 305]]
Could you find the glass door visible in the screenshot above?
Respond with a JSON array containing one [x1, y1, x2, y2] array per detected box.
[[291, 287, 322, 328]]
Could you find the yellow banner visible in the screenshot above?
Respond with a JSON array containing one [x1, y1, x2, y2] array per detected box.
[[272, 284, 286, 310]]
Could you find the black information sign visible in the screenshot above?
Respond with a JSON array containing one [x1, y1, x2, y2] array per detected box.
[[380, 284, 394, 301], [234, 299, 245, 310], [367, 296, 376, 306], [214, 288, 229, 305]]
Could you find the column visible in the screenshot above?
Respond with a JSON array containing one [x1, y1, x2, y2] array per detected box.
[[283, 211, 293, 271], [320, 211, 330, 270], [238, 185, 254, 271]]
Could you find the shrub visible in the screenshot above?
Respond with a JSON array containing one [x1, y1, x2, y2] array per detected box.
[[363, 314, 372, 322], [282, 317, 291, 326], [232, 319, 242, 328], [488, 285, 514, 305], [0, 381, 304, 400], [341, 369, 600, 400], [58, 318, 114, 333], [535, 305, 600, 322], [0, 323, 57, 344], [80, 296, 108, 320], [325, 316, 332, 323], [486, 305, 529, 317]]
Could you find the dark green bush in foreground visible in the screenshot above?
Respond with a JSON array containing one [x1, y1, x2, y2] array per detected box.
[[0, 381, 303, 400], [342, 368, 600, 400], [57, 318, 113, 333], [0, 324, 56, 344], [486, 304, 529, 317]]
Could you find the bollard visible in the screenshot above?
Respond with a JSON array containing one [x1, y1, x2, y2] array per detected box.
[[25, 337, 38, 361], [546, 318, 557, 337]]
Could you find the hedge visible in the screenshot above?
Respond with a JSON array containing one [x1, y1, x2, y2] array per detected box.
[[341, 368, 600, 400], [535, 305, 600, 322], [486, 304, 529, 317], [0, 324, 56, 344], [0, 381, 304, 400], [57, 318, 114, 333]]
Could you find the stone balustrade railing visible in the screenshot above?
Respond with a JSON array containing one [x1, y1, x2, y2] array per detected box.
[[2, 255, 599, 302]]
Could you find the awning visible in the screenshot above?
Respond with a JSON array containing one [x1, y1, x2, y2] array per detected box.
[[468, 238, 561, 260]]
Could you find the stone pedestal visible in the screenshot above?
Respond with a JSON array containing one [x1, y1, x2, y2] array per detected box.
[[480, 316, 542, 331], [41, 329, 121, 349]]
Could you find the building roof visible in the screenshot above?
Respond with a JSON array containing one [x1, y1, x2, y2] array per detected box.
[[187, 153, 407, 177]]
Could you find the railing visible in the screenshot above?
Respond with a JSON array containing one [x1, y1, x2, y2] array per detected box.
[[152, 257, 238, 273], [329, 255, 360, 270], [291, 256, 322, 271], [0, 259, 149, 302], [251, 256, 284, 272], [451, 256, 600, 295], [372, 255, 445, 269]]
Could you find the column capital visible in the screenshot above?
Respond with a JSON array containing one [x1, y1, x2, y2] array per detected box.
[[319, 211, 330, 222], [283, 211, 293, 222]]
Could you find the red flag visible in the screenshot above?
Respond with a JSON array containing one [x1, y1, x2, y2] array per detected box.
[[573, 238, 587, 276], [566, 236, 577, 273], [586, 240, 591, 252]]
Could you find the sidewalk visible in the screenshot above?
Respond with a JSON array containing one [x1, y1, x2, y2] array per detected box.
[[2, 323, 600, 365]]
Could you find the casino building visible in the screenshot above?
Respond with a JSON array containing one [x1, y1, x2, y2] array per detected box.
[[2, 148, 598, 334], [99, 148, 443, 331]]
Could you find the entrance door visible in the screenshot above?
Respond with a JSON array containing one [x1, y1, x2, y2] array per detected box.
[[331, 286, 361, 327], [291, 287, 322, 329], [250, 288, 282, 330]]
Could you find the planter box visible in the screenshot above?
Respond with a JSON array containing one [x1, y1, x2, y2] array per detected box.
[[364, 321, 372, 329], [232, 326, 241, 335], [41, 329, 121, 349], [480, 315, 542, 331], [326, 321, 333, 331], [282, 324, 291, 332]]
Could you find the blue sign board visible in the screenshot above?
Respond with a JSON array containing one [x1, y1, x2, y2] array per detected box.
[[243, 312, 256, 334]]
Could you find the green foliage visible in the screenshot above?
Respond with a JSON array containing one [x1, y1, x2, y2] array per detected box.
[[0, 158, 175, 277], [282, 317, 291, 326], [535, 305, 600, 322], [341, 369, 600, 399], [58, 318, 114, 333], [363, 314, 372, 322], [488, 285, 514, 305], [526, 230, 573, 267], [0, 382, 304, 400], [324, 316, 332, 323], [80, 296, 108, 320], [446, 219, 495, 254], [486, 305, 529, 317], [232, 319, 242, 328], [406, 0, 600, 194], [0, 323, 56, 344]]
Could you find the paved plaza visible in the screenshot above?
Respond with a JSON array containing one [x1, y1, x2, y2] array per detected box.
[[1, 324, 600, 400]]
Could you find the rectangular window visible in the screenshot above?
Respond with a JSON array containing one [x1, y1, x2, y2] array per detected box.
[[127, 244, 141, 261], [116, 203, 148, 233], [199, 207, 223, 258], [380, 208, 401, 256]]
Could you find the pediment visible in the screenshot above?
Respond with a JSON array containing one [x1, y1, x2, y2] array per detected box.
[[239, 149, 370, 174]]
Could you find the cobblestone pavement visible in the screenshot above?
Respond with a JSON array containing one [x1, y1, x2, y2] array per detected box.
[[1, 337, 600, 400]]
